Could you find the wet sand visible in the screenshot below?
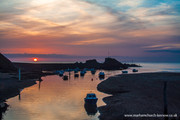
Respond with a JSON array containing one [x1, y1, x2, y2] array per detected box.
[[0, 73, 36, 102], [97, 72, 180, 120]]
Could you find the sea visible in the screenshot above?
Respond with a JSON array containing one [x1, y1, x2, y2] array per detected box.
[[2, 62, 180, 120]]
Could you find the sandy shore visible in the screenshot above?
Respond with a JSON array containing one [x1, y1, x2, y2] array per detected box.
[[97, 72, 180, 120], [0, 73, 36, 102]]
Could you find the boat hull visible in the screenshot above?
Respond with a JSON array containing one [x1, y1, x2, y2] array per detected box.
[[74, 74, 79, 77], [84, 103, 97, 115], [59, 74, 63, 77], [99, 75, 105, 79], [63, 76, 68, 80], [84, 98, 98, 104]]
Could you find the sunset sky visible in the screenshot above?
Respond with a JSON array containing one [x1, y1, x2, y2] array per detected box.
[[0, 0, 180, 62]]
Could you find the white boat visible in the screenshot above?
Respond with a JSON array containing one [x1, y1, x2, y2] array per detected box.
[[84, 93, 98, 104], [122, 71, 128, 74]]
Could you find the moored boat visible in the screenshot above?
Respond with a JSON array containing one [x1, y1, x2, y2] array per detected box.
[[122, 71, 128, 74], [84, 93, 98, 104], [99, 72, 105, 79], [132, 69, 138, 72], [63, 75, 68, 80], [90, 68, 96, 74], [74, 67, 80, 73], [59, 70, 64, 76], [80, 71, 85, 76], [83, 68, 87, 73], [74, 69, 78, 73], [74, 73, 79, 77]]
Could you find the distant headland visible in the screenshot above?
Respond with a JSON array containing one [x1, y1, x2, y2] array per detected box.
[[13, 57, 141, 72], [0, 53, 141, 73]]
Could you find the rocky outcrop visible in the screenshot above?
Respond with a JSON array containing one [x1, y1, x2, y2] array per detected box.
[[0, 53, 17, 72], [84, 59, 101, 69], [97, 73, 180, 120], [102, 57, 127, 70]]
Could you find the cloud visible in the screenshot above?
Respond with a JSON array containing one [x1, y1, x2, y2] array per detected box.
[[0, 0, 180, 62], [118, 0, 144, 8], [146, 49, 180, 53], [4, 53, 74, 58], [144, 44, 180, 53]]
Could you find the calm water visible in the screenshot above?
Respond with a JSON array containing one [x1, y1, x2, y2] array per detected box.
[[2, 63, 180, 120]]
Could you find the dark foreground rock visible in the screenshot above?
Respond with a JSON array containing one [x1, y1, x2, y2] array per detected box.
[[0, 53, 17, 72], [97, 72, 180, 120], [0, 77, 36, 103]]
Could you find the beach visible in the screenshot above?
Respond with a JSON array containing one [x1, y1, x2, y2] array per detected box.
[[97, 72, 180, 120], [0, 72, 36, 102]]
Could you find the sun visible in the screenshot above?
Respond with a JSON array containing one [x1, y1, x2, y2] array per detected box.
[[33, 58, 38, 62]]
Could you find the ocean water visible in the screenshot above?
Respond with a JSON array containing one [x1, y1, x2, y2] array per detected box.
[[137, 62, 180, 73], [2, 63, 180, 120]]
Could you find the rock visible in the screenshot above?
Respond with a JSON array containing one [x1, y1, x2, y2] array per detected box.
[[102, 57, 127, 70], [85, 59, 101, 69]]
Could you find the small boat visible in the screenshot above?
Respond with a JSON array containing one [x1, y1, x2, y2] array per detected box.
[[74, 69, 78, 73], [63, 75, 68, 80], [80, 71, 85, 76], [75, 67, 80, 71], [90, 68, 96, 74], [83, 68, 87, 73], [132, 69, 138, 72], [84, 93, 98, 104], [122, 71, 128, 74], [59, 71, 64, 76], [54, 70, 60, 74], [99, 72, 105, 79], [74, 73, 79, 77], [74, 67, 80, 73], [65, 68, 73, 72]]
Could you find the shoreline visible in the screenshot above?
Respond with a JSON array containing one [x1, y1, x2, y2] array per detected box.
[[97, 72, 180, 120], [0, 73, 37, 103]]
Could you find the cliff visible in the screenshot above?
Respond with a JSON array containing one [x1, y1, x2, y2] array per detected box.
[[0, 53, 17, 72]]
